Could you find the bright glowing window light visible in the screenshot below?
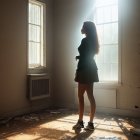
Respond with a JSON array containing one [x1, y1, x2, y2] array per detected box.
[[28, 0, 46, 69], [94, 0, 118, 82]]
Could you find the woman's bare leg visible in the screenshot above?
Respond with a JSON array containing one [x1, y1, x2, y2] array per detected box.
[[78, 83, 86, 121], [86, 83, 96, 122]]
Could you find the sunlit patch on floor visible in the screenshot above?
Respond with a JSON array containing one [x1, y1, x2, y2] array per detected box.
[[7, 134, 40, 140], [0, 110, 140, 140]]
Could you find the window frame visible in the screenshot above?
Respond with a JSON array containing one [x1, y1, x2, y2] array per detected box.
[[93, 0, 122, 86], [27, 0, 46, 73]]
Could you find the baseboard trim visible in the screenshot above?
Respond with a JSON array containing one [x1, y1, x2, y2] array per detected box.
[[0, 105, 51, 117], [95, 107, 140, 118]]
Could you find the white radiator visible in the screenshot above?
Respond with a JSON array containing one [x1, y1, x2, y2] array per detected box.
[[28, 74, 50, 100]]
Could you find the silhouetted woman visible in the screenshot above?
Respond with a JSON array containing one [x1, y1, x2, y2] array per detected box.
[[73, 21, 99, 130]]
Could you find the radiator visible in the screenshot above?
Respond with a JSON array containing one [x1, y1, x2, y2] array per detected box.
[[28, 74, 50, 100]]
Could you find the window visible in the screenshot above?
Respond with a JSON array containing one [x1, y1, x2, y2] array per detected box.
[[28, 0, 46, 69], [94, 0, 119, 82]]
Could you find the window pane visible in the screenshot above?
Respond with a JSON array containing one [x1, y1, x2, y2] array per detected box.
[[104, 6, 112, 23], [104, 45, 112, 63], [103, 24, 112, 44], [97, 25, 104, 45], [28, 0, 45, 69], [29, 24, 40, 42], [104, 63, 111, 80], [96, 0, 118, 7], [29, 3, 41, 25], [96, 45, 104, 63], [29, 42, 40, 66], [112, 23, 118, 43], [111, 5, 118, 21], [103, 23, 118, 44], [97, 63, 104, 80], [111, 45, 118, 63], [96, 8, 104, 24], [111, 64, 118, 80], [94, 0, 118, 82]]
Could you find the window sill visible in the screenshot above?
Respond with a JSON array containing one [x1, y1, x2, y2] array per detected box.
[[74, 81, 122, 89], [28, 66, 47, 74], [94, 81, 122, 89]]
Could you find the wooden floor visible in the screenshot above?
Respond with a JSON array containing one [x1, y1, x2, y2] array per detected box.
[[0, 109, 140, 140]]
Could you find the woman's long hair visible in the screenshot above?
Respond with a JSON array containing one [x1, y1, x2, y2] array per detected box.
[[83, 21, 99, 54]]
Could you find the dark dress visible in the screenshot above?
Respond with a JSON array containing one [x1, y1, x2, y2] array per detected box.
[[75, 37, 99, 84]]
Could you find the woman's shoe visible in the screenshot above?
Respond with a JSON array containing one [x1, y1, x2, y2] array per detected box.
[[84, 122, 94, 131], [72, 120, 84, 129]]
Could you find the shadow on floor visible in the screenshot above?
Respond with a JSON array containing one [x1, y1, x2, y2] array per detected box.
[[0, 110, 140, 140], [0, 109, 76, 139]]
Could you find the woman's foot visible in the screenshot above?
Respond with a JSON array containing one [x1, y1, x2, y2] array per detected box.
[[72, 120, 84, 129], [84, 122, 94, 131]]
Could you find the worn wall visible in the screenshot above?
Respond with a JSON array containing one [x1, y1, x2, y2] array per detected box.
[[117, 0, 140, 113], [53, 0, 140, 116], [0, 0, 54, 117], [0, 0, 140, 117], [53, 0, 94, 108]]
